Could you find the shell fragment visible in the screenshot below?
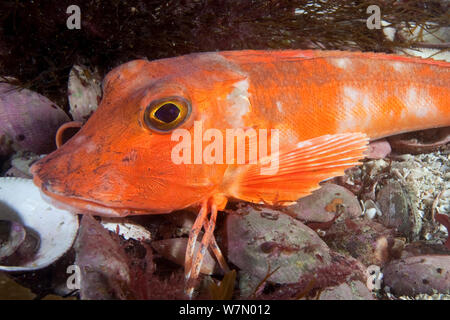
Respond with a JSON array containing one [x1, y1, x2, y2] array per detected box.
[[0, 177, 79, 271]]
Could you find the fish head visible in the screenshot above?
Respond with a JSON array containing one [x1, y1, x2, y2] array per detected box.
[[31, 54, 249, 216]]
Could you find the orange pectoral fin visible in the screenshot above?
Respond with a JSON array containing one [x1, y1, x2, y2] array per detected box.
[[227, 132, 369, 205]]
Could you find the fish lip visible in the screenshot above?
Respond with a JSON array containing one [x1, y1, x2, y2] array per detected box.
[[32, 176, 160, 217], [39, 188, 130, 217]]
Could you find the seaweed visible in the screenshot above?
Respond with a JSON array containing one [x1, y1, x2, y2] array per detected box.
[[0, 0, 448, 107]]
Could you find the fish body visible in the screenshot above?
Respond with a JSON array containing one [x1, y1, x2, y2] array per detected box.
[[31, 50, 449, 217], [30, 49, 450, 296]]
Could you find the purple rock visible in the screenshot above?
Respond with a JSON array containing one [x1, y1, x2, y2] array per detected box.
[[285, 183, 362, 223], [366, 139, 391, 159], [323, 217, 399, 267], [383, 255, 450, 295]]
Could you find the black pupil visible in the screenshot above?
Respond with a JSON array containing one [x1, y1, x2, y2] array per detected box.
[[154, 103, 180, 123]]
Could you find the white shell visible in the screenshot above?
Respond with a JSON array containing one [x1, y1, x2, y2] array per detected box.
[[363, 199, 382, 219], [100, 217, 152, 241], [68, 65, 102, 122], [0, 177, 79, 271]]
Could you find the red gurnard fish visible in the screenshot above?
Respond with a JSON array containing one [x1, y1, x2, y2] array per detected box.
[[30, 50, 450, 296]]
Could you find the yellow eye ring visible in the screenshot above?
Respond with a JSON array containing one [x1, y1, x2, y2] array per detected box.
[[143, 97, 191, 133]]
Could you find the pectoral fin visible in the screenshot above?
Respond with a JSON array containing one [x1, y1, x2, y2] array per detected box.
[[227, 132, 369, 205]]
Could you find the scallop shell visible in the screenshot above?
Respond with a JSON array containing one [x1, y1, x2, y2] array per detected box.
[[0, 177, 79, 271], [0, 83, 70, 156]]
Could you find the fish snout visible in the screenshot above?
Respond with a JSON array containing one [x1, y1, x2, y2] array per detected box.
[[29, 147, 129, 216], [30, 133, 103, 197], [30, 150, 73, 195]]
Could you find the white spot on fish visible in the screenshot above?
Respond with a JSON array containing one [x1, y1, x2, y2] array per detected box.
[[333, 58, 351, 69], [405, 86, 433, 118], [276, 101, 283, 113], [406, 87, 417, 103], [226, 79, 251, 127], [392, 61, 404, 72], [400, 109, 407, 120], [84, 141, 96, 153], [338, 86, 373, 132], [344, 86, 360, 102], [74, 135, 86, 144], [343, 86, 371, 114]]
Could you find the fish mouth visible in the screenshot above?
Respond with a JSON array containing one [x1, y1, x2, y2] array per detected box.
[[33, 176, 160, 217], [39, 188, 128, 217]]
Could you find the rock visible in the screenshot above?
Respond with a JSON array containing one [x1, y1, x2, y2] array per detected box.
[[361, 152, 447, 244], [383, 255, 450, 296], [400, 242, 450, 259], [74, 215, 134, 299], [226, 205, 332, 284], [285, 183, 362, 223], [323, 217, 399, 267], [254, 252, 368, 299], [366, 139, 391, 159], [238, 271, 262, 298], [4, 152, 41, 178], [318, 281, 374, 300], [363, 200, 382, 219], [74, 215, 186, 300]]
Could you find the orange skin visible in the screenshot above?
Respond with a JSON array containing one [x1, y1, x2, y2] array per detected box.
[[31, 50, 449, 216], [30, 50, 449, 295]]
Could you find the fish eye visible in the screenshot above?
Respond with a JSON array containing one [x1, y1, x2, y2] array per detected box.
[[143, 97, 191, 132]]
